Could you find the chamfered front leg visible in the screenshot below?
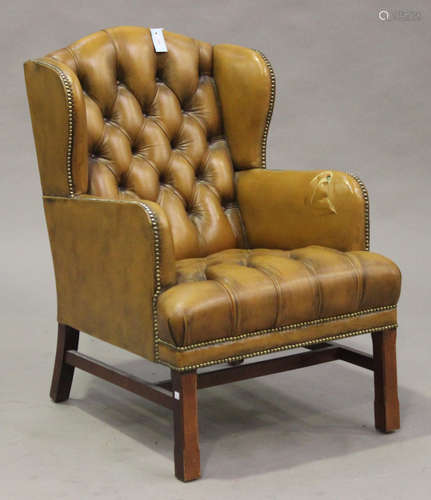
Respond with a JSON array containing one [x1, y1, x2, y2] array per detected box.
[[50, 324, 79, 402], [171, 369, 200, 481], [372, 328, 400, 433]]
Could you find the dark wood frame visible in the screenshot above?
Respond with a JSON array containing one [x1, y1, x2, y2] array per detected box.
[[50, 324, 400, 481]]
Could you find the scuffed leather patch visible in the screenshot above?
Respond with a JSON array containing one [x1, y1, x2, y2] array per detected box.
[[306, 170, 338, 214]]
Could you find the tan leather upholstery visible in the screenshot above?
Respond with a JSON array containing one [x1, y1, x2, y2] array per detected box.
[[24, 59, 88, 195], [24, 26, 401, 370], [213, 45, 273, 169], [237, 169, 368, 251], [42, 26, 248, 260], [43, 195, 175, 360], [158, 308, 397, 370], [158, 247, 400, 347]]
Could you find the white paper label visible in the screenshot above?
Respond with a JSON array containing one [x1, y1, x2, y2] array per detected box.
[[174, 391, 180, 400], [150, 28, 168, 53]]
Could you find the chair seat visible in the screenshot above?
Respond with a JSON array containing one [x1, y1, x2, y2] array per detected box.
[[157, 246, 401, 347]]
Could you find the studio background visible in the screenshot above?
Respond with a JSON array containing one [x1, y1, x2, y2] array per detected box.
[[1, 1, 430, 498]]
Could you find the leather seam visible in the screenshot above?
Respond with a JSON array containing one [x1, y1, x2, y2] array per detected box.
[[107, 113, 133, 145], [158, 304, 396, 351], [343, 252, 365, 310], [247, 262, 283, 328], [95, 159, 120, 184], [134, 154, 160, 176], [161, 323, 398, 371], [212, 279, 239, 334], [132, 114, 150, 147], [234, 191, 250, 249], [65, 47, 80, 73], [296, 257, 323, 318], [102, 28, 121, 79], [186, 109, 208, 138]]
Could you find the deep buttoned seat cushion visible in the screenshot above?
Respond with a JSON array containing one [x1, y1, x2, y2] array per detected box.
[[158, 246, 401, 347]]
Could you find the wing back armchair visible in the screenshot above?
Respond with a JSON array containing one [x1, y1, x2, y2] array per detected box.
[[24, 26, 401, 481]]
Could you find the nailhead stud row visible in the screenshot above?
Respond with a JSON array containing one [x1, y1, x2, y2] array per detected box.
[[138, 203, 163, 362], [350, 173, 370, 251], [163, 323, 397, 372], [159, 304, 396, 351], [35, 60, 75, 197], [249, 52, 370, 253], [255, 50, 276, 169], [35, 60, 165, 362]]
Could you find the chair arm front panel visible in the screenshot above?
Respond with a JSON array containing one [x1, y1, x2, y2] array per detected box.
[[43, 195, 176, 360], [24, 58, 88, 196], [236, 169, 368, 251]]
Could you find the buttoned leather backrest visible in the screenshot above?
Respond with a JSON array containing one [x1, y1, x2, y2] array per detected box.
[[28, 27, 274, 259]]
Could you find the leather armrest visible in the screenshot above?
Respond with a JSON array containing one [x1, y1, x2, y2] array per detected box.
[[43, 195, 176, 360], [236, 169, 369, 251]]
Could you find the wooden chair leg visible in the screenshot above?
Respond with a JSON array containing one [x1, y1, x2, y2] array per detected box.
[[372, 328, 400, 433], [50, 324, 79, 402], [171, 369, 200, 481]]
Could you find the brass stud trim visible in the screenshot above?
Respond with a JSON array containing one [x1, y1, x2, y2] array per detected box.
[[350, 173, 370, 251], [251, 53, 369, 252], [254, 50, 276, 169], [134, 203, 163, 362], [162, 323, 398, 372], [42, 195, 163, 362], [35, 59, 75, 197], [159, 304, 396, 351]]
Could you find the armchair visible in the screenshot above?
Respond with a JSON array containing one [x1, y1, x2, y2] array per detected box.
[[24, 27, 401, 481]]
